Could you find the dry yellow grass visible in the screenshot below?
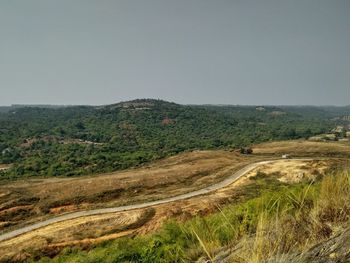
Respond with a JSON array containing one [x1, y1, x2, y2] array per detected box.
[[225, 171, 350, 263], [0, 209, 144, 259], [0, 158, 340, 261], [0, 150, 258, 232], [254, 140, 350, 157], [249, 159, 329, 183], [1, 141, 349, 261]]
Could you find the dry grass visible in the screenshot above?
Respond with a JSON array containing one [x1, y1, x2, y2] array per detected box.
[[0, 158, 343, 262], [316, 171, 350, 223], [1, 140, 349, 262], [247, 159, 330, 183], [0, 209, 156, 260], [0, 150, 257, 232], [2, 140, 346, 234], [254, 140, 350, 157], [226, 171, 350, 263]]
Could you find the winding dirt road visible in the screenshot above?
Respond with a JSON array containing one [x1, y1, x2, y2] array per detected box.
[[0, 159, 277, 242]]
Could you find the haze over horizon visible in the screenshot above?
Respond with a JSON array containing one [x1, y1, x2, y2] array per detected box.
[[3, 99, 350, 108], [1, 0, 349, 106]]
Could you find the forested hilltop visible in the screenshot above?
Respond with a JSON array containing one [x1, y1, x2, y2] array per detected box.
[[0, 99, 348, 178]]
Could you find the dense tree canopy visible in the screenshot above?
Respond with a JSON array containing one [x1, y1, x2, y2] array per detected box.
[[0, 99, 347, 178]]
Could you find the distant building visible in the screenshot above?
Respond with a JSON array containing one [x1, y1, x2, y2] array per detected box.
[[282, 154, 291, 159]]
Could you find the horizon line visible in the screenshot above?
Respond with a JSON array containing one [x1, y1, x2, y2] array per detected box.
[[1, 98, 349, 108]]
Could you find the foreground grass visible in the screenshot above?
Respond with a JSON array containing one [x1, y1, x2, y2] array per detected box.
[[31, 170, 350, 263]]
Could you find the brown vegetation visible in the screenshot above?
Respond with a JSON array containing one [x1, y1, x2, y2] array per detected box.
[[253, 140, 350, 157], [208, 171, 350, 263], [0, 158, 340, 261], [1, 140, 350, 261], [0, 150, 257, 233]]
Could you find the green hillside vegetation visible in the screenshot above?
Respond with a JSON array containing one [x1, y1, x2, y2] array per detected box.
[[0, 99, 348, 178], [31, 168, 350, 263]]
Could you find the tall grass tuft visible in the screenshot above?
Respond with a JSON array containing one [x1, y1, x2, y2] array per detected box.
[[316, 171, 350, 223], [230, 171, 350, 262]]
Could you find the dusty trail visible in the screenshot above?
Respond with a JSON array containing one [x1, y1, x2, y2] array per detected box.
[[0, 159, 305, 242]]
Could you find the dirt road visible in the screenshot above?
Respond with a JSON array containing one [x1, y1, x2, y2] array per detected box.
[[0, 159, 282, 242]]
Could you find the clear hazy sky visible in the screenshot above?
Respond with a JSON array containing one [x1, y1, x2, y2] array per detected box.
[[0, 0, 349, 106]]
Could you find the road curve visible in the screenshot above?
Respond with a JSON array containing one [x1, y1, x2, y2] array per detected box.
[[0, 159, 283, 242]]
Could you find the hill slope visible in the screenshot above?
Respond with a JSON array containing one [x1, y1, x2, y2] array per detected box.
[[0, 99, 347, 178]]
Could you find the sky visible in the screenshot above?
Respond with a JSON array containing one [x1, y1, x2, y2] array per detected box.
[[0, 0, 349, 106]]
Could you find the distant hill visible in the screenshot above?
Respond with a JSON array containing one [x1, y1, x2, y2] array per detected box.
[[0, 104, 71, 114], [0, 99, 349, 178], [0, 107, 11, 113]]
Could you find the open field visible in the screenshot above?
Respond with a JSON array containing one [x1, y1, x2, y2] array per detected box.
[[0, 150, 259, 233], [254, 140, 350, 157], [0, 157, 343, 261], [0, 159, 282, 243]]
